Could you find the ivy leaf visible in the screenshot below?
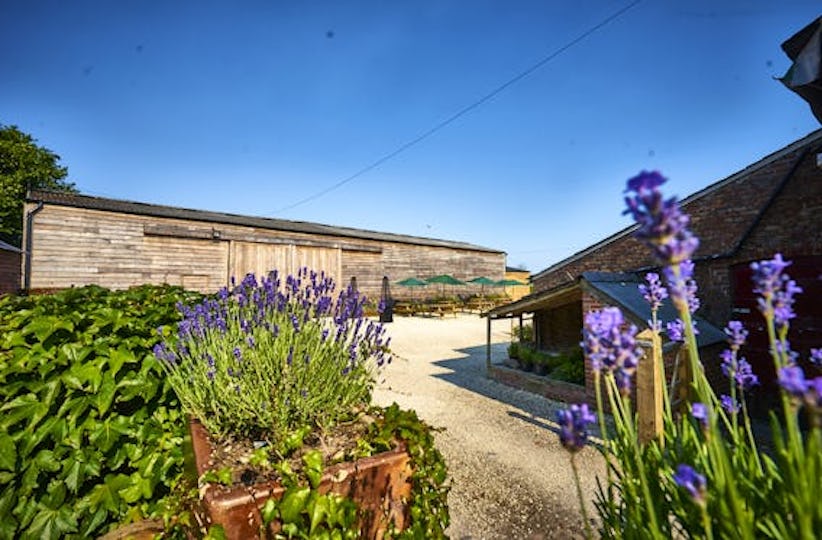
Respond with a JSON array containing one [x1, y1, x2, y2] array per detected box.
[[0, 432, 16, 471], [260, 498, 278, 527], [302, 450, 324, 490], [308, 494, 330, 534], [19, 415, 60, 458], [203, 524, 228, 540], [59, 342, 92, 365], [88, 415, 131, 454], [279, 486, 311, 524], [94, 374, 116, 416], [104, 347, 137, 380], [80, 507, 109, 539], [0, 511, 18, 540], [24, 504, 78, 540], [81, 473, 131, 513], [21, 316, 74, 344], [0, 394, 40, 431], [62, 448, 101, 494]]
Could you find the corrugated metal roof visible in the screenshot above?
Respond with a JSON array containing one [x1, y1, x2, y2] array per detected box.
[[27, 190, 504, 254]]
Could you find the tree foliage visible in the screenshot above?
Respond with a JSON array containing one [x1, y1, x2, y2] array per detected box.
[[0, 125, 76, 246]]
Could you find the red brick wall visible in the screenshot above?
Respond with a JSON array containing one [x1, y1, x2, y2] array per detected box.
[[533, 137, 821, 330], [0, 250, 21, 295], [534, 301, 582, 351]]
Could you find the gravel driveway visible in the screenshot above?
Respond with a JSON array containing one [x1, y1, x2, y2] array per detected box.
[[372, 314, 605, 539]]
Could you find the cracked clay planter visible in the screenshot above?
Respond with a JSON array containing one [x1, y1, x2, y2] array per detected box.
[[189, 419, 414, 539]]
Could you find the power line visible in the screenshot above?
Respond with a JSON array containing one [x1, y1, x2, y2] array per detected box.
[[276, 0, 643, 214]]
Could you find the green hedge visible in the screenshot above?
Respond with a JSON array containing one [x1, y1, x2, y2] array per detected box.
[[0, 285, 201, 539]]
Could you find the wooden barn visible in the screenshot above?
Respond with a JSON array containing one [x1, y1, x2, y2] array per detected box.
[[22, 190, 505, 300]]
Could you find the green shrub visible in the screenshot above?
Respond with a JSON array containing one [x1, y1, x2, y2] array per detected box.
[[155, 270, 390, 445], [0, 284, 201, 540]]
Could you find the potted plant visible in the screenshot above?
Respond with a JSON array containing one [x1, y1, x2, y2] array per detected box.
[[532, 350, 550, 376], [154, 269, 449, 539]]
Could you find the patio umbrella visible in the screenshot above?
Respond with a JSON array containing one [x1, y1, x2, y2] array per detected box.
[[395, 277, 429, 287], [468, 276, 499, 295], [496, 278, 527, 296], [426, 274, 465, 296], [495, 278, 527, 287]]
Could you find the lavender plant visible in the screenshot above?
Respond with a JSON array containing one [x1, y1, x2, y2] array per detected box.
[[154, 268, 391, 446], [558, 171, 821, 539]]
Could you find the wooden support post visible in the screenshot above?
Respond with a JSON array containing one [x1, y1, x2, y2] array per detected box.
[[636, 329, 663, 445], [486, 316, 492, 372], [673, 344, 692, 414]]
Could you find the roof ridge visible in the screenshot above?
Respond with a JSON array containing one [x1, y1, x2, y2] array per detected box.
[[532, 129, 822, 281], [26, 189, 503, 254]]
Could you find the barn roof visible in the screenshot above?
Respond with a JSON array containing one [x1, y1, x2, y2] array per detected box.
[[26, 190, 504, 254]]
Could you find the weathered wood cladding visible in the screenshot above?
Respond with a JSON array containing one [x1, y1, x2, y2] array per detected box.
[[25, 202, 505, 298], [343, 242, 506, 300]]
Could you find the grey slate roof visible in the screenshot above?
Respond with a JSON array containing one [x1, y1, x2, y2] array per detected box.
[[26, 190, 503, 254], [0, 240, 22, 253], [582, 272, 726, 348], [488, 271, 726, 349]]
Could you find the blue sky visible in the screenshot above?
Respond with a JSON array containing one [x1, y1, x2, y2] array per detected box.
[[2, 1, 819, 273]]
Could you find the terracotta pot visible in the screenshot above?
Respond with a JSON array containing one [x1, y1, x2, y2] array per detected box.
[[189, 419, 413, 540]]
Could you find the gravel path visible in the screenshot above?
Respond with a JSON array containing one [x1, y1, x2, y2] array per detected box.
[[372, 314, 605, 539]]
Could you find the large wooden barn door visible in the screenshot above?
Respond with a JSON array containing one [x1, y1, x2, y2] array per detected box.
[[294, 246, 341, 283], [229, 242, 292, 283], [228, 242, 340, 285]]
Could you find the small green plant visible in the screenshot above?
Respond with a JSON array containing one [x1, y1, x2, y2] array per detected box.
[[513, 323, 534, 343], [155, 269, 391, 447]]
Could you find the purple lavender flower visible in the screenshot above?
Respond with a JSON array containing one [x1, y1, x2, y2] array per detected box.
[[233, 347, 242, 362], [721, 394, 740, 415], [724, 321, 748, 351], [720, 350, 759, 390], [667, 319, 685, 342], [639, 272, 668, 311], [556, 403, 597, 453], [778, 365, 808, 398], [751, 254, 803, 330], [805, 377, 822, 409], [691, 402, 708, 430], [624, 171, 699, 264], [581, 307, 642, 394], [673, 464, 706, 506], [663, 260, 700, 314], [811, 348, 822, 367], [734, 358, 758, 390]]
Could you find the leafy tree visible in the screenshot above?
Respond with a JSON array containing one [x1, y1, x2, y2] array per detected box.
[[0, 124, 76, 246]]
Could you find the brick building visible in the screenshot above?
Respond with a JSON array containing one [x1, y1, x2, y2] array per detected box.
[[488, 129, 822, 407], [0, 240, 22, 296]]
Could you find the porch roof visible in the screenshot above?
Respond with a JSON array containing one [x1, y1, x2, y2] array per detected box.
[[488, 271, 726, 348]]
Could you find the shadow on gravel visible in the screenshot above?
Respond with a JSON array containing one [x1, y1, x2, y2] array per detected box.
[[430, 343, 568, 432]]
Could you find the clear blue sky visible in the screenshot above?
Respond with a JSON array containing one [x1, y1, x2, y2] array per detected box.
[[2, 1, 819, 273]]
